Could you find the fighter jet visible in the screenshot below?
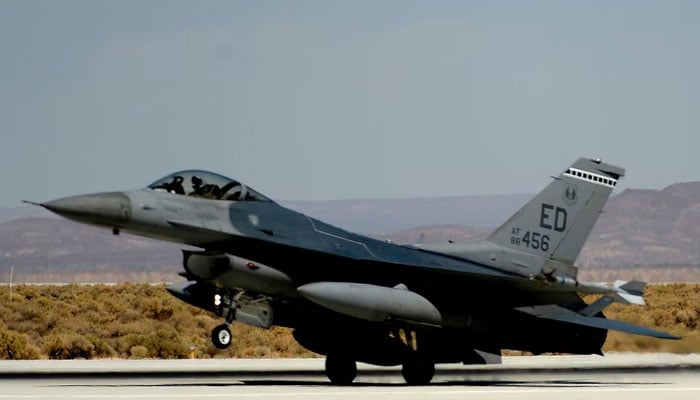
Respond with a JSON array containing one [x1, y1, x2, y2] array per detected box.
[[34, 157, 677, 384]]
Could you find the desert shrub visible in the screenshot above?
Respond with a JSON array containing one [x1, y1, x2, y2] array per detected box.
[[45, 333, 95, 359], [675, 309, 698, 329], [0, 329, 41, 360], [121, 328, 190, 358], [85, 334, 117, 358], [0, 282, 696, 359], [129, 345, 148, 359], [137, 297, 175, 321]]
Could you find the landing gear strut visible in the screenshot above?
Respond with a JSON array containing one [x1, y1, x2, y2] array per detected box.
[[325, 354, 357, 385], [210, 290, 239, 349], [209, 290, 275, 350]]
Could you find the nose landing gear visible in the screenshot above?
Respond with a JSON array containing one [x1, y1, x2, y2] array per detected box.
[[209, 291, 239, 349], [209, 290, 274, 350], [212, 324, 232, 349]]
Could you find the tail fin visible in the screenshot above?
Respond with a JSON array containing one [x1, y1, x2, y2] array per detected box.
[[488, 158, 624, 267]]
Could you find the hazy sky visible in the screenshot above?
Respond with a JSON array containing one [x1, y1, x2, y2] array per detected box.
[[2, 1, 699, 206]]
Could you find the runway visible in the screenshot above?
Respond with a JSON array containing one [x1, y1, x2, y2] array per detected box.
[[1, 354, 698, 400]]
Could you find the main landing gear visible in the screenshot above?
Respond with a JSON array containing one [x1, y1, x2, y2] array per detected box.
[[325, 355, 358, 385], [401, 358, 435, 385], [323, 354, 435, 385]]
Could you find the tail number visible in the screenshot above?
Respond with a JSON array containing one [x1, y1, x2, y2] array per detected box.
[[511, 230, 550, 252]]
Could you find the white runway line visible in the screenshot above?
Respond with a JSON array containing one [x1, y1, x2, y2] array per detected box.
[[2, 387, 700, 399]]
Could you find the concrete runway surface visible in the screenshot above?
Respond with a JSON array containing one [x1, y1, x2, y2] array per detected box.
[[0, 354, 698, 400]]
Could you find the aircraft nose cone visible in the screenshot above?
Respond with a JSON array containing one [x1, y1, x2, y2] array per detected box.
[[42, 192, 132, 228]]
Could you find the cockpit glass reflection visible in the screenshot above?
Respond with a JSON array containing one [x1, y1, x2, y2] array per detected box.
[[148, 170, 271, 202]]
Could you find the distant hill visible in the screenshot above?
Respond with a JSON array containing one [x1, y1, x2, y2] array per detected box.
[[579, 182, 700, 269], [380, 183, 700, 268], [0, 205, 47, 224], [0, 217, 184, 282], [1, 183, 700, 283]]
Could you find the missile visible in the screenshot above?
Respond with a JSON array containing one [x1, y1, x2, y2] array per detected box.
[[183, 251, 298, 298], [552, 276, 646, 305], [297, 282, 442, 326]]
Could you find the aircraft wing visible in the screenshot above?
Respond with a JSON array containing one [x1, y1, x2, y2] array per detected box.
[[168, 219, 591, 312], [167, 219, 517, 280], [515, 304, 680, 340], [167, 219, 679, 341]]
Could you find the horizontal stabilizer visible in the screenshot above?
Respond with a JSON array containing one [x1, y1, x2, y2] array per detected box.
[[580, 296, 615, 317], [516, 305, 680, 340]]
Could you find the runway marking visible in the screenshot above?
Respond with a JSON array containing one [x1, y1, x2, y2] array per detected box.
[[2, 386, 700, 398]]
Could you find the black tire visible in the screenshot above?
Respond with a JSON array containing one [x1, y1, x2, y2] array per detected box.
[[211, 324, 232, 349], [325, 355, 357, 385], [402, 359, 435, 385]]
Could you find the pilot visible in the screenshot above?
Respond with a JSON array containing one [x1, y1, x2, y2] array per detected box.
[[191, 175, 206, 196], [190, 176, 220, 199], [155, 176, 185, 194]]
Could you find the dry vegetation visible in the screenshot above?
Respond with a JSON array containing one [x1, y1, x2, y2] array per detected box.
[[0, 284, 314, 360], [0, 283, 697, 360], [592, 283, 699, 353], [578, 266, 699, 283]]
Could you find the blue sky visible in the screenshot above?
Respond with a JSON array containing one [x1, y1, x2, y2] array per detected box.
[[2, 1, 699, 205]]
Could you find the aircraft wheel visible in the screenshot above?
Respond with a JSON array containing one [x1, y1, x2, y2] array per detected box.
[[211, 324, 232, 349], [402, 359, 435, 385], [325, 355, 357, 385]]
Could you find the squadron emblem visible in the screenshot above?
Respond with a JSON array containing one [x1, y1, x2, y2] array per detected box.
[[564, 183, 577, 204]]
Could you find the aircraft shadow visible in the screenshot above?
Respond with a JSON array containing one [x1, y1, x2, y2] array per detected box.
[[239, 379, 664, 388], [51, 378, 664, 389]]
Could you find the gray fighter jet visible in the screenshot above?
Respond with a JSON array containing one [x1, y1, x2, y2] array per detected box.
[[34, 157, 677, 384]]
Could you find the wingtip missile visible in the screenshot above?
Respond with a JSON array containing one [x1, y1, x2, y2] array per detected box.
[[553, 277, 648, 306]]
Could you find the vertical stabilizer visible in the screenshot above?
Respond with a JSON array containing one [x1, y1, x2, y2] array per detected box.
[[488, 158, 624, 267]]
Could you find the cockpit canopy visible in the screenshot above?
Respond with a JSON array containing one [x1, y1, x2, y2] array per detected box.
[[148, 170, 272, 202]]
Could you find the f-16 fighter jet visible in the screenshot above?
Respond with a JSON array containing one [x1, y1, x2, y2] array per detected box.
[[33, 157, 677, 384]]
